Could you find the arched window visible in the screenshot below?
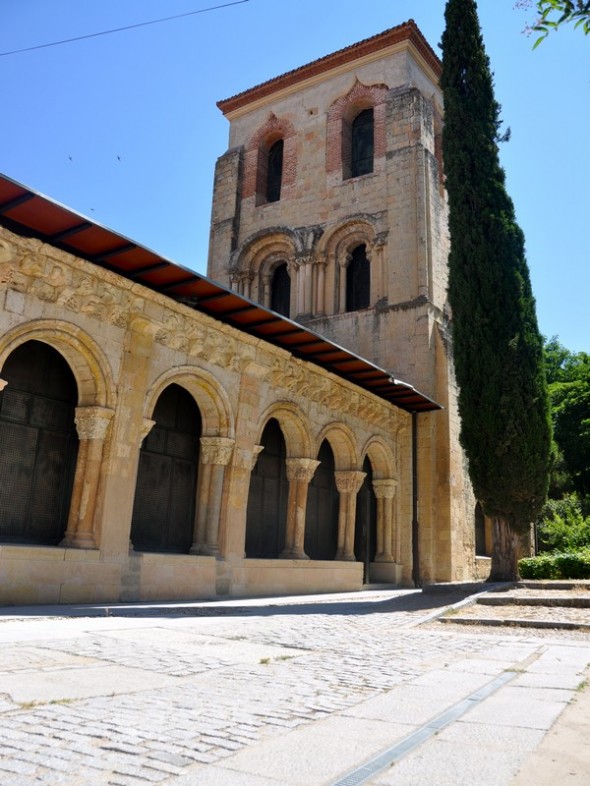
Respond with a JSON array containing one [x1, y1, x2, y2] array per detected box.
[[305, 441, 339, 560], [346, 244, 370, 312], [245, 419, 288, 558], [355, 456, 377, 583], [266, 139, 284, 203], [475, 502, 488, 556], [270, 263, 291, 317], [351, 108, 374, 178], [131, 384, 200, 553], [0, 340, 78, 545]]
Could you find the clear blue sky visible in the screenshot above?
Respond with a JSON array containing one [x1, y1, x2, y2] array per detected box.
[[1, 1, 588, 353]]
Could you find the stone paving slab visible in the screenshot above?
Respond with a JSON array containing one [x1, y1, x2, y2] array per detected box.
[[0, 589, 589, 785]]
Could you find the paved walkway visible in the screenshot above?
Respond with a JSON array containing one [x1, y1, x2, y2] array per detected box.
[[0, 588, 589, 785]]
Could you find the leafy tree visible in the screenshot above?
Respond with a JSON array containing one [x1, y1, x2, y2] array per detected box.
[[441, 0, 552, 581], [537, 493, 590, 552], [516, 1, 590, 44], [544, 337, 590, 497], [534, 1, 590, 44]]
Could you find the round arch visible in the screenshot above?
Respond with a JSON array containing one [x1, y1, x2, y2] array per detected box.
[[0, 319, 116, 409], [256, 401, 312, 459], [361, 436, 397, 480], [144, 367, 234, 438], [315, 421, 360, 471]]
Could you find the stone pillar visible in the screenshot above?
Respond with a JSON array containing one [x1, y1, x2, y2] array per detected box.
[[281, 458, 319, 559], [190, 437, 235, 556], [334, 471, 366, 561], [61, 406, 114, 549], [372, 479, 398, 562], [316, 258, 327, 316], [372, 232, 388, 301]]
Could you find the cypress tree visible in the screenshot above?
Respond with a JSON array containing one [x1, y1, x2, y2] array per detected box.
[[440, 0, 552, 580]]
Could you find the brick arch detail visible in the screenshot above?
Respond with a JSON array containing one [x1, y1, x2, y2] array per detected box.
[[243, 113, 297, 201], [326, 80, 388, 176]]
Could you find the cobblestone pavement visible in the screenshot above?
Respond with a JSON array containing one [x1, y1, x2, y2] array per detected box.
[[0, 589, 589, 786]]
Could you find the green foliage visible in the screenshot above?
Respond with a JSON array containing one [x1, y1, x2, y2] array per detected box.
[[537, 493, 590, 552], [533, 1, 590, 46], [519, 548, 590, 578], [441, 0, 552, 537], [544, 338, 590, 497]]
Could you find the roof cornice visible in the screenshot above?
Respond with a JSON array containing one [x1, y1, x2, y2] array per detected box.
[[217, 20, 441, 118]]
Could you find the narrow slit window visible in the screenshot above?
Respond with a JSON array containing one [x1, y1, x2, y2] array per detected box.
[[266, 140, 284, 202], [351, 108, 374, 178]]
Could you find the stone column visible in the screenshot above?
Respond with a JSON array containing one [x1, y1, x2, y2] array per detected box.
[[334, 471, 366, 561], [372, 479, 398, 562], [190, 437, 235, 556], [372, 232, 388, 301], [281, 458, 319, 559], [61, 406, 114, 549], [315, 255, 327, 315]]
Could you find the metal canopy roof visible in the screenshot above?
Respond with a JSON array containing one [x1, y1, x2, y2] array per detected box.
[[0, 174, 441, 413]]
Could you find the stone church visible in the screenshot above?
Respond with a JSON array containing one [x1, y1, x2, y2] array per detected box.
[[0, 21, 490, 606]]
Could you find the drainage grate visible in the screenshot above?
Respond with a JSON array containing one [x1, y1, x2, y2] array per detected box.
[[331, 670, 518, 786]]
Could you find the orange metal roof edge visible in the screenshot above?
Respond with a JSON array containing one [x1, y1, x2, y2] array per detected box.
[[0, 173, 441, 413], [217, 20, 441, 116]]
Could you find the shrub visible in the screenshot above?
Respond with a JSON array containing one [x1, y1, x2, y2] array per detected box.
[[536, 493, 590, 553], [519, 549, 590, 580]]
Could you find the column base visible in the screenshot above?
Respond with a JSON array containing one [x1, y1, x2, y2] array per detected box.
[[60, 533, 97, 550], [335, 549, 356, 562], [279, 547, 310, 560]]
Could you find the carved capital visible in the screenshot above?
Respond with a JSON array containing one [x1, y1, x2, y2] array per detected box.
[[285, 458, 320, 483], [200, 437, 235, 466], [372, 479, 397, 499], [74, 406, 114, 441], [141, 418, 156, 441], [334, 470, 366, 495], [234, 445, 264, 471], [0, 378, 7, 393]]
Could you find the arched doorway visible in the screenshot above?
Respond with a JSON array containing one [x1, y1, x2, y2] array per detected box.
[[0, 340, 78, 545], [245, 418, 288, 558], [355, 457, 377, 583], [131, 384, 201, 553], [305, 440, 339, 560]]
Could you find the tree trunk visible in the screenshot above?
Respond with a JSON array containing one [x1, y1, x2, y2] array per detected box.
[[488, 517, 523, 582]]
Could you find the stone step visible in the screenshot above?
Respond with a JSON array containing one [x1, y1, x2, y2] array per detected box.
[[478, 595, 590, 608]]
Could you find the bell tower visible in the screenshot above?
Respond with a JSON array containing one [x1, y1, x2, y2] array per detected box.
[[208, 21, 480, 583]]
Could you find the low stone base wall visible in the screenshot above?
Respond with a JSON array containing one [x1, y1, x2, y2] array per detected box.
[[0, 544, 123, 605], [0, 548, 396, 607], [229, 558, 364, 597]]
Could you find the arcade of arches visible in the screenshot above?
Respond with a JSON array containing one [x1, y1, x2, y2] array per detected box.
[[0, 225, 409, 605]]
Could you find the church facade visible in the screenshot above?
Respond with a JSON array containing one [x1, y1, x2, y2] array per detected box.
[[0, 22, 490, 606]]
